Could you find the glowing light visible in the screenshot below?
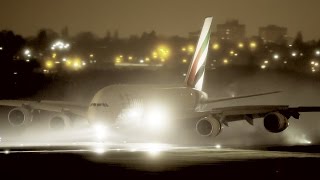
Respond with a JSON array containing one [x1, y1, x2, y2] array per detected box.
[[187, 45, 195, 53], [229, 50, 234, 55], [291, 52, 297, 57], [181, 47, 186, 52], [145, 105, 168, 130], [223, 59, 229, 64], [261, 64, 266, 69], [212, 43, 219, 50], [139, 59, 144, 63], [215, 144, 221, 149], [73, 61, 80, 68], [45, 60, 54, 69], [115, 57, 121, 63], [238, 42, 244, 48], [182, 59, 187, 63], [145, 57, 150, 62], [127, 107, 143, 120], [0, 47, 3, 50], [315, 62, 319, 66], [90, 54, 94, 58], [128, 56, 133, 60], [52, 53, 57, 58], [65, 60, 72, 66], [26, 59, 30, 62], [156, 45, 170, 60], [264, 60, 269, 64], [273, 54, 279, 60], [94, 147, 106, 154], [4, 150, 10, 154], [284, 61, 287, 64], [152, 51, 158, 59], [24, 49, 30, 55], [51, 40, 70, 51], [93, 124, 107, 140], [62, 58, 67, 62], [316, 50, 320, 56], [144, 143, 168, 156], [311, 61, 315, 65], [249, 42, 257, 49], [130, 148, 137, 152]]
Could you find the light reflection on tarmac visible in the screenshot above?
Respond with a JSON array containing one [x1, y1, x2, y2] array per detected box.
[[1, 142, 320, 178], [1, 142, 320, 160]]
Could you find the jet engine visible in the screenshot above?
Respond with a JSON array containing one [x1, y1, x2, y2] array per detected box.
[[49, 114, 71, 130], [8, 107, 32, 126], [263, 112, 289, 133], [196, 116, 222, 137]]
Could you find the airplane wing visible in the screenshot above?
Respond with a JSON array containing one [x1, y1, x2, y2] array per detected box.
[[210, 105, 320, 126], [0, 100, 88, 117], [202, 91, 282, 104]]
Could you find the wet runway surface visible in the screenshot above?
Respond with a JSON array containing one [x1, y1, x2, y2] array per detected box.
[[1, 143, 320, 179]]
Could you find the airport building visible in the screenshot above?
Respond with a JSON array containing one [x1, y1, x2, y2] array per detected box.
[[259, 25, 288, 44], [214, 20, 246, 43]]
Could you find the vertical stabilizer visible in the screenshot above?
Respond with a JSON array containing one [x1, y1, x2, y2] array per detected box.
[[185, 17, 213, 91]]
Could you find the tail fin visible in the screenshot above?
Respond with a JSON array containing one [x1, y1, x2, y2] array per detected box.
[[185, 17, 213, 91]]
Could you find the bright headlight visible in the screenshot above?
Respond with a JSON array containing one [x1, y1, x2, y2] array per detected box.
[[93, 124, 108, 140], [145, 105, 168, 130]]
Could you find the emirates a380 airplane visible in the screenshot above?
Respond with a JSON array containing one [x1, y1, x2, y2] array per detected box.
[[1, 17, 320, 140]]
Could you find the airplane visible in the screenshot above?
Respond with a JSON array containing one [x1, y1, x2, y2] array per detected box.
[[1, 17, 320, 141]]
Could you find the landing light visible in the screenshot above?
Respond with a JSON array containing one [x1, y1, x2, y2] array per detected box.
[[93, 124, 107, 140], [127, 107, 143, 120], [145, 106, 168, 130]]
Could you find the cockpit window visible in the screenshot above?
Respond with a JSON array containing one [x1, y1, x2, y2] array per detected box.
[[90, 103, 109, 107]]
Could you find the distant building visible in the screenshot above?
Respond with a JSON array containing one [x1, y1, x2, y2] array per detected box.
[[259, 25, 288, 44], [214, 20, 246, 43]]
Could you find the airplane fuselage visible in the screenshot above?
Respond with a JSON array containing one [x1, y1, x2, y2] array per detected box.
[[87, 84, 208, 127]]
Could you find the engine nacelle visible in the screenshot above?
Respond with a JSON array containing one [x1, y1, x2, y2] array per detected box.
[[49, 114, 71, 130], [8, 107, 32, 126], [263, 112, 289, 133], [196, 116, 222, 137]]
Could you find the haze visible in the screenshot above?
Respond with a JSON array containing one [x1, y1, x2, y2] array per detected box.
[[0, 0, 320, 40]]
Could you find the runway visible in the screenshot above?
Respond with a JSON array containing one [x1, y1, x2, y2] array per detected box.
[[0, 143, 320, 179]]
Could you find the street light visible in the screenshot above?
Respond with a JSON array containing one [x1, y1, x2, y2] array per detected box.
[[212, 43, 219, 50], [238, 42, 244, 49], [51, 40, 70, 51], [249, 42, 257, 49]]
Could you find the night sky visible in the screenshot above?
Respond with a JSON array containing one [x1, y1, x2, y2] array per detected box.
[[0, 0, 319, 40]]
